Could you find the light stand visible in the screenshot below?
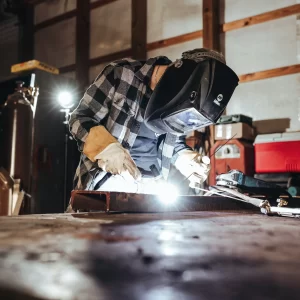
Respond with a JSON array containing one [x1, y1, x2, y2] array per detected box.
[[60, 108, 71, 211], [57, 90, 74, 212]]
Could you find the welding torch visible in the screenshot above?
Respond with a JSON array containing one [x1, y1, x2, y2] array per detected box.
[[93, 164, 160, 191]]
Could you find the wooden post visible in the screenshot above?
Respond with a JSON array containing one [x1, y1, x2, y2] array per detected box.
[[131, 0, 147, 60], [76, 0, 90, 89], [202, 0, 221, 161], [203, 0, 220, 50], [19, 3, 34, 62]]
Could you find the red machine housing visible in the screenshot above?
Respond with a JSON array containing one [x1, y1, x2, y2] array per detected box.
[[254, 133, 300, 173], [209, 139, 254, 185]]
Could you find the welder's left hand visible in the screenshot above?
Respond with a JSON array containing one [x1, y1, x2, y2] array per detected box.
[[174, 150, 210, 188]]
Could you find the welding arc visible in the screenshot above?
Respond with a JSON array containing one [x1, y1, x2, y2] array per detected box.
[[209, 133, 237, 158]]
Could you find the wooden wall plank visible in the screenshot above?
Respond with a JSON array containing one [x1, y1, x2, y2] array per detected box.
[[34, 3, 300, 36], [222, 4, 300, 32], [28, 0, 117, 8], [60, 64, 76, 74], [90, 0, 118, 10], [57, 2, 300, 85], [239, 64, 300, 83], [89, 49, 132, 67], [34, 1, 117, 32], [25, 0, 47, 5], [147, 30, 203, 51], [34, 10, 76, 32]]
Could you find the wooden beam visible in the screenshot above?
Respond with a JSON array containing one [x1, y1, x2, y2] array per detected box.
[[76, 0, 90, 88], [203, 0, 220, 50], [61, 60, 300, 85], [24, 0, 47, 5], [239, 64, 300, 83], [60, 49, 133, 73], [60, 29, 203, 72], [89, 49, 133, 67], [34, 1, 117, 33], [222, 4, 300, 32], [33, 3, 300, 35], [147, 30, 203, 51], [19, 3, 35, 62], [202, 0, 220, 163], [59, 64, 76, 74], [27, 0, 117, 7], [35, 10, 76, 32], [90, 0, 118, 10], [131, 0, 147, 60]]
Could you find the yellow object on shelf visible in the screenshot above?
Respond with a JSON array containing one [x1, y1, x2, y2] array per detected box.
[[11, 60, 59, 75]]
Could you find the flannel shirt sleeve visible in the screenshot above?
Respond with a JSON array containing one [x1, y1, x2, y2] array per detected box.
[[172, 135, 193, 163], [69, 65, 116, 151]]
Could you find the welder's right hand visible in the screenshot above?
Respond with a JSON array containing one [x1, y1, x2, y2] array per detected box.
[[83, 125, 141, 180], [174, 150, 210, 187]]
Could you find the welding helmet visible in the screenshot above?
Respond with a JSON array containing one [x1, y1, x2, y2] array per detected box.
[[144, 48, 239, 135]]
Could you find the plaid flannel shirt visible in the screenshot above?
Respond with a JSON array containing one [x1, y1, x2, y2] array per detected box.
[[69, 56, 191, 190]]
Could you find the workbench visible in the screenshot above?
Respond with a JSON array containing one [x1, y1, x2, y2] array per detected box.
[[0, 210, 300, 300]]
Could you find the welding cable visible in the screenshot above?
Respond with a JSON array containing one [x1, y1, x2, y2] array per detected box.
[[194, 186, 251, 203], [211, 186, 264, 207]]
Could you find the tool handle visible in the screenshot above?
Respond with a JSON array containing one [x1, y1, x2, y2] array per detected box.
[[93, 173, 112, 190], [150, 164, 160, 177]]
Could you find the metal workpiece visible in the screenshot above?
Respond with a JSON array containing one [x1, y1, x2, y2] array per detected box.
[[0, 211, 300, 300], [70, 190, 256, 213]]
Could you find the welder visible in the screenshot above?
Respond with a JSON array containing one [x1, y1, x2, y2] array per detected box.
[[69, 48, 239, 194]]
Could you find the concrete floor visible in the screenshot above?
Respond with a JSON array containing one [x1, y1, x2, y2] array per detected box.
[[0, 211, 300, 300]]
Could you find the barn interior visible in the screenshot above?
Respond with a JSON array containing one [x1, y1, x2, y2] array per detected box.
[[0, 0, 300, 299]]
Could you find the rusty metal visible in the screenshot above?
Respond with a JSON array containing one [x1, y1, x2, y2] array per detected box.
[[70, 190, 256, 213]]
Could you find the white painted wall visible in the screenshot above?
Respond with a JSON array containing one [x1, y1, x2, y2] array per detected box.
[[225, 16, 298, 75], [224, 0, 297, 23], [89, 0, 203, 82], [34, 17, 76, 69], [90, 0, 131, 59], [32, 0, 300, 129], [147, 0, 203, 43], [224, 1, 300, 130], [89, 63, 107, 83], [34, 0, 76, 25], [227, 74, 300, 131]]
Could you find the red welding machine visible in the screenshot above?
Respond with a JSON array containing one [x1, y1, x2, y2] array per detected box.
[[254, 132, 300, 173], [209, 139, 254, 185]]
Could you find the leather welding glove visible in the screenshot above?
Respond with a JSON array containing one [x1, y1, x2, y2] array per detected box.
[[174, 149, 210, 188], [83, 126, 141, 180]]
